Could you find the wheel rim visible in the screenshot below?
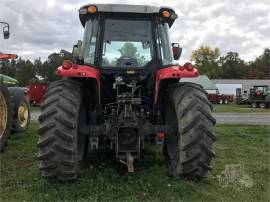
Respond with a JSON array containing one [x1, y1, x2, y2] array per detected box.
[[0, 91, 8, 138], [18, 102, 29, 128]]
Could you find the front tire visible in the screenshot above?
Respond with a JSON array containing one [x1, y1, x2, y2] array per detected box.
[[38, 80, 87, 182], [163, 83, 216, 180]]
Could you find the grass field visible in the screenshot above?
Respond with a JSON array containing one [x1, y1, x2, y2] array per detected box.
[[30, 106, 41, 112], [1, 122, 269, 202], [213, 103, 270, 113]]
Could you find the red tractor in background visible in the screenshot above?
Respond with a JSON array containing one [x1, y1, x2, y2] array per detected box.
[[236, 85, 270, 108], [38, 4, 216, 182]]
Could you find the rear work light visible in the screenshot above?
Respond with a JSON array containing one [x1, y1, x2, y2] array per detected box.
[[79, 8, 88, 15]]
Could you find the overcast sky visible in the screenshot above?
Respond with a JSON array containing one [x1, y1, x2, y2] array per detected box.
[[0, 0, 269, 63]]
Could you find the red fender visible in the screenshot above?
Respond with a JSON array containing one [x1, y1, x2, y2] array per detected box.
[[0, 53, 18, 60], [56, 60, 101, 103], [55, 61, 100, 89], [154, 63, 199, 103]]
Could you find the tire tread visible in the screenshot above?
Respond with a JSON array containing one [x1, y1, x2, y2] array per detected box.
[[165, 83, 216, 180], [38, 80, 81, 182]]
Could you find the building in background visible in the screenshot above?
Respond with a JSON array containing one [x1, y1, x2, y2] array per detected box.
[[180, 75, 218, 94], [212, 79, 270, 96]]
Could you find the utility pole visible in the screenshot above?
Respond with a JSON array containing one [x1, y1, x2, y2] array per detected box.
[[264, 48, 270, 79]]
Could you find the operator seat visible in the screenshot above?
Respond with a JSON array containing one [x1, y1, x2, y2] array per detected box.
[[116, 56, 138, 67]]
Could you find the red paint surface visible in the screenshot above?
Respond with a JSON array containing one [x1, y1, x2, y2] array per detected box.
[[208, 94, 234, 104], [0, 53, 17, 60], [155, 64, 199, 103], [28, 84, 48, 105], [56, 64, 101, 88], [156, 132, 165, 140]]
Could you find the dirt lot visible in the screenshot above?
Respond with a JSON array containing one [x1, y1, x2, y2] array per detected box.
[[1, 122, 269, 202], [215, 113, 270, 125]]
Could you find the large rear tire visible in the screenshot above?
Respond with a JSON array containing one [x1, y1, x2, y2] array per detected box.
[[163, 83, 216, 180], [0, 81, 13, 152], [38, 79, 88, 182]]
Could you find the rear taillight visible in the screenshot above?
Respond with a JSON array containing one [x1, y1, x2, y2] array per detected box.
[[183, 62, 194, 71], [62, 60, 73, 70], [156, 132, 165, 141]]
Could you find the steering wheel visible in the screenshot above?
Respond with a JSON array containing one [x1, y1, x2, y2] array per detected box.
[[118, 55, 134, 60]]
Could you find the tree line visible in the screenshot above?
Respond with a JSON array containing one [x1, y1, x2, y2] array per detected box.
[[0, 50, 72, 86], [191, 46, 270, 80], [0, 46, 269, 86]]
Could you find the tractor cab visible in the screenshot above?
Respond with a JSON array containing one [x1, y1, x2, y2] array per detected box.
[[74, 4, 181, 74], [250, 85, 269, 99]]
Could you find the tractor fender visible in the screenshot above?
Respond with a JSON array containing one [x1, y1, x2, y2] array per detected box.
[[56, 64, 100, 89], [56, 63, 101, 105], [154, 64, 198, 103], [7, 87, 29, 101]]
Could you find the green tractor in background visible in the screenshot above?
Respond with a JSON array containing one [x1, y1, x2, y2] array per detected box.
[[0, 23, 31, 152]]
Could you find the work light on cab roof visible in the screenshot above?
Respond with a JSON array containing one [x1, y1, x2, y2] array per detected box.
[[78, 4, 178, 27]]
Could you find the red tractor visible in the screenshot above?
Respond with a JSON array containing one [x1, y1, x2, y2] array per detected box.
[[38, 4, 216, 182]]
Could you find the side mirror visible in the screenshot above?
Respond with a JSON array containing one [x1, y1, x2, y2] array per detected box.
[[172, 43, 182, 60], [72, 40, 83, 64], [72, 45, 79, 59], [3, 26, 10, 39]]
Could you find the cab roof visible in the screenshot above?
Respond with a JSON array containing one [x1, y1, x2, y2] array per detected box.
[[79, 4, 177, 27]]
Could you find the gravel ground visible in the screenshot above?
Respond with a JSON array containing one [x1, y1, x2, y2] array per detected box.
[[31, 111, 270, 125], [31, 111, 40, 122], [213, 112, 270, 125]]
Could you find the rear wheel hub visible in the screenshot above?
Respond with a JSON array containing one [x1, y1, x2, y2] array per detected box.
[[18, 102, 29, 128]]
